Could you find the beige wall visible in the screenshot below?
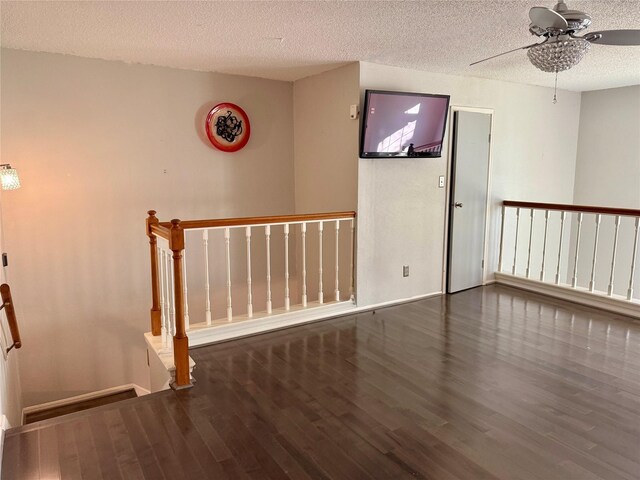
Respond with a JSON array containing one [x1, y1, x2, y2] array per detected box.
[[357, 62, 582, 305], [293, 64, 360, 302], [293, 63, 360, 213], [1, 65, 23, 428], [0, 48, 295, 406], [0, 189, 23, 428]]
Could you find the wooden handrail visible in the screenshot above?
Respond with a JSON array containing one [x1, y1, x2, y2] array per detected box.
[[150, 223, 171, 240], [503, 201, 640, 217], [158, 211, 356, 230], [0, 284, 21, 353]]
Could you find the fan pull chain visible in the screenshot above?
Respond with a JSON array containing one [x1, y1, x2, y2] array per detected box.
[[553, 70, 558, 104]]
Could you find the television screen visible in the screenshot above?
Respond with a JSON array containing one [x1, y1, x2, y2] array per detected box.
[[359, 90, 451, 158]]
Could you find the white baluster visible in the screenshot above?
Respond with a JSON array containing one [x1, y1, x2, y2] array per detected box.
[[158, 247, 167, 349], [301, 222, 307, 307], [512, 208, 520, 275], [608, 216, 620, 296], [224, 227, 232, 321], [335, 220, 340, 302], [589, 214, 601, 292], [571, 212, 583, 288], [182, 243, 190, 331], [555, 211, 566, 285], [318, 221, 324, 304], [540, 210, 549, 281], [246, 226, 253, 318], [203, 230, 212, 325], [168, 250, 176, 345], [526, 209, 535, 278], [627, 217, 640, 300], [350, 218, 355, 302], [284, 224, 290, 310], [265, 225, 272, 314], [164, 250, 172, 349], [498, 205, 506, 272]]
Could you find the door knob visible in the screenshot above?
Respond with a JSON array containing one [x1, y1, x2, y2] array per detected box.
[[454, 202, 463, 208]]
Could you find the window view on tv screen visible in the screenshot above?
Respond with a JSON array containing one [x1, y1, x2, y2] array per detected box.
[[360, 90, 451, 158]]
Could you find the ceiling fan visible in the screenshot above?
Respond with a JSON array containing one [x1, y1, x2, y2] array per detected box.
[[471, 0, 640, 73]]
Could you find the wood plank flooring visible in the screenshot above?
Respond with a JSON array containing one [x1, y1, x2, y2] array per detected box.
[[3, 285, 640, 479]]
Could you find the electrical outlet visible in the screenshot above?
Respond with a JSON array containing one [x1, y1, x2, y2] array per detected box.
[[438, 175, 445, 188], [403, 265, 409, 277]]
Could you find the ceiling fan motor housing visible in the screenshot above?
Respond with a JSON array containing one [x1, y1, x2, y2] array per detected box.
[[553, 1, 591, 33], [530, 1, 592, 37], [558, 11, 592, 33]]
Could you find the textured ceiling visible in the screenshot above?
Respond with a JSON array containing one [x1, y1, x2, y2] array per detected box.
[[1, 1, 639, 91]]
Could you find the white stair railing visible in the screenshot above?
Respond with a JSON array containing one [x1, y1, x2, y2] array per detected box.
[[497, 201, 640, 305], [149, 211, 356, 328], [185, 214, 355, 319]]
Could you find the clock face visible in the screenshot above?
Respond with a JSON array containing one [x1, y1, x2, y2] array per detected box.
[[205, 103, 251, 152]]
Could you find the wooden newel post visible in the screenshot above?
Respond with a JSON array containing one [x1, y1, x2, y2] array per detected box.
[[146, 210, 161, 336], [170, 219, 192, 389]]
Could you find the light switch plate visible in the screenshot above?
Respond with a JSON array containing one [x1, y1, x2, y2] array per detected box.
[[438, 175, 445, 188]]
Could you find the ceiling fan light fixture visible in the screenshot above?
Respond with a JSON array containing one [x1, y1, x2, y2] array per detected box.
[[527, 37, 590, 72]]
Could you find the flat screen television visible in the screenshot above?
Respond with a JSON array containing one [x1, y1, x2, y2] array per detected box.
[[359, 89, 450, 158]]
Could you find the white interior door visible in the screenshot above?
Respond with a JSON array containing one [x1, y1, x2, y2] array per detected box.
[[447, 111, 491, 293]]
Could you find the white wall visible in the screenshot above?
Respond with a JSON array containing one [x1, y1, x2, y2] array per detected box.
[[574, 85, 640, 208], [357, 62, 581, 306], [0, 49, 295, 406], [571, 85, 640, 298]]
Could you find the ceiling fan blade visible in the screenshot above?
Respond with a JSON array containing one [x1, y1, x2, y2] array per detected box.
[[470, 43, 540, 66], [583, 29, 640, 46], [529, 6, 568, 30]]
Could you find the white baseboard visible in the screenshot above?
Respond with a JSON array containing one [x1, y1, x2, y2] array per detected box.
[[495, 272, 640, 319], [21, 383, 150, 424], [187, 300, 357, 346], [352, 291, 443, 312]]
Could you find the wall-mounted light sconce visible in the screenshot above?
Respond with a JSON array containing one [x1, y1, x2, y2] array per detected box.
[[0, 164, 21, 191]]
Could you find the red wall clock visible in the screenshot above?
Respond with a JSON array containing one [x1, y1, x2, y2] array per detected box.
[[205, 103, 251, 152]]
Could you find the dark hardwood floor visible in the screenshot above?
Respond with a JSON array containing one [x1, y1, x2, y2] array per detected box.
[[3, 285, 640, 479]]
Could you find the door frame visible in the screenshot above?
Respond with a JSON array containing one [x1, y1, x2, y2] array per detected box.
[[441, 105, 495, 293]]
